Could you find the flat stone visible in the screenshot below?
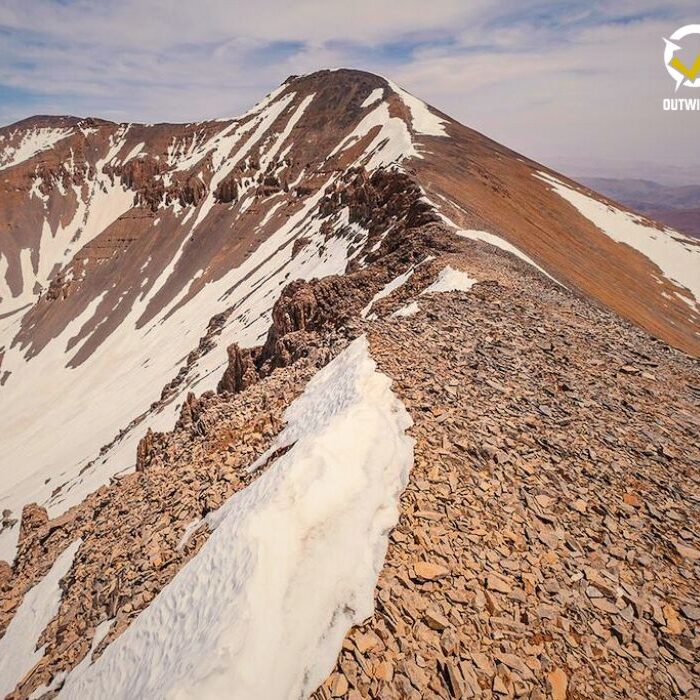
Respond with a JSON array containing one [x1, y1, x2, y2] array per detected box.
[[548, 667, 568, 700], [329, 672, 349, 697], [414, 561, 450, 581], [668, 662, 693, 695], [674, 543, 700, 561], [486, 574, 512, 594], [680, 605, 700, 621], [424, 609, 451, 631]]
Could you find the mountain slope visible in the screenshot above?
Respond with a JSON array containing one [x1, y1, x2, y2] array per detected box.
[[0, 69, 699, 700], [576, 177, 700, 239]]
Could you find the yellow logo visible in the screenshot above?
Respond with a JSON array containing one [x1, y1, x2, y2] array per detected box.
[[664, 25, 700, 90], [670, 54, 700, 81]]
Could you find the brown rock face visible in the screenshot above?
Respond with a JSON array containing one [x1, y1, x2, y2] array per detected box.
[[291, 236, 311, 258], [214, 173, 239, 204], [271, 280, 320, 336], [266, 270, 375, 341], [175, 392, 212, 436], [217, 344, 259, 394], [135, 428, 156, 472], [216, 249, 400, 398], [18, 503, 49, 545], [0, 560, 11, 588], [119, 155, 164, 210]]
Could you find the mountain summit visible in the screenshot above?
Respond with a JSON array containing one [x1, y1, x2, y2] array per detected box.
[[0, 69, 699, 699]]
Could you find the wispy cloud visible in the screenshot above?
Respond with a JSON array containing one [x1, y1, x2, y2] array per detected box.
[[0, 0, 698, 174]]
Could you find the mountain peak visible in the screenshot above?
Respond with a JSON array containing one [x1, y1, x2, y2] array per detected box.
[[284, 67, 388, 87]]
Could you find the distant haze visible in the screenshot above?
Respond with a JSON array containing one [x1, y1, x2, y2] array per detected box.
[[557, 158, 700, 187]]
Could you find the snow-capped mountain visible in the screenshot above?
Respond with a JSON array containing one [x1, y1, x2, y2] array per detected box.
[[1, 70, 699, 700]]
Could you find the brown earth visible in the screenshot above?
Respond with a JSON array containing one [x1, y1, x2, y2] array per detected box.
[[415, 129, 700, 357]]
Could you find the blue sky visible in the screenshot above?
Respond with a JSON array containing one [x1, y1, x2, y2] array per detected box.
[[0, 0, 698, 180]]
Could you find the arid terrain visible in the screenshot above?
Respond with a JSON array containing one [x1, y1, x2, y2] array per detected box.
[[0, 69, 698, 699]]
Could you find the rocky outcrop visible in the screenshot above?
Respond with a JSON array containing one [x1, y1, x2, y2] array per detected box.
[[216, 272, 373, 396], [18, 503, 49, 546], [320, 168, 440, 245], [119, 155, 163, 191], [114, 155, 163, 210], [215, 213, 461, 400], [291, 236, 311, 258], [175, 391, 212, 436], [176, 174, 207, 207], [217, 344, 259, 394], [214, 173, 238, 204], [1, 508, 17, 532], [0, 560, 11, 589], [261, 174, 282, 196], [135, 428, 156, 472], [270, 280, 322, 335], [116, 157, 208, 211]]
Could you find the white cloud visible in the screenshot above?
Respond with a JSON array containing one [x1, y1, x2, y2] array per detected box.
[[0, 0, 698, 173], [393, 16, 698, 172]]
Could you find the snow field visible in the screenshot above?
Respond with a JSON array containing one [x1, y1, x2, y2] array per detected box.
[[422, 266, 477, 294]]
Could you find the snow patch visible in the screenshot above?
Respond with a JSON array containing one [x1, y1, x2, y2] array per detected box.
[[259, 198, 285, 227], [0, 127, 73, 171], [361, 266, 415, 318], [327, 102, 417, 169], [1, 178, 134, 319], [535, 171, 700, 307], [361, 88, 384, 108], [0, 253, 11, 304], [0, 540, 81, 698], [386, 79, 447, 136], [188, 92, 296, 234], [422, 266, 477, 294], [122, 142, 145, 163], [392, 301, 420, 318], [456, 229, 563, 286], [57, 337, 413, 700], [259, 93, 315, 171]]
